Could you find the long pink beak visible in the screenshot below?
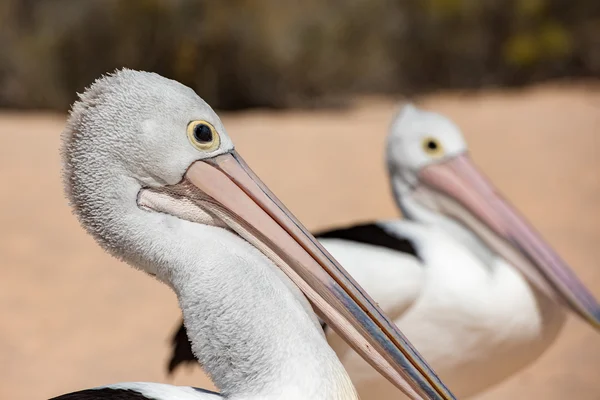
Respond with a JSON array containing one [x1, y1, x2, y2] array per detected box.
[[419, 153, 600, 330]]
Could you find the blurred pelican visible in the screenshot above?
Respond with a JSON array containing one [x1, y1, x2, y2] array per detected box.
[[50, 70, 455, 400], [318, 104, 599, 398], [168, 104, 599, 399]]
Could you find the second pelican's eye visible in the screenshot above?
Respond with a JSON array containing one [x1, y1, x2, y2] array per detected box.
[[422, 137, 444, 157], [187, 120, 220, 151]]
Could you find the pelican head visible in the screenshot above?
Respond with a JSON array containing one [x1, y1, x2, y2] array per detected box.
[[63, 69, 235, 276], [387, 103, 600, 331], [61, 70, 455, 400]]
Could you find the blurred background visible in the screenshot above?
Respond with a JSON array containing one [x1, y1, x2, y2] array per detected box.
[[0, 1, 598, 399], [1, 0, 599, 110]]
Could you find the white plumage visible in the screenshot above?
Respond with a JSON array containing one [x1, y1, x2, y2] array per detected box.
[[322, 220, 565, 398]]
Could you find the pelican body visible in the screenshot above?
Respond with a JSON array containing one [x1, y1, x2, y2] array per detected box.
[[50, 70, 456, 400], [168, 104, 600, 399]]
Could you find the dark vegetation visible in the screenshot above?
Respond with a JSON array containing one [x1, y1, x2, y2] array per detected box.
[[0, 0, 598, 110]]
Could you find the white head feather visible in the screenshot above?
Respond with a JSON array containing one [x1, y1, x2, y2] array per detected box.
[[386, 103, 467, 194]]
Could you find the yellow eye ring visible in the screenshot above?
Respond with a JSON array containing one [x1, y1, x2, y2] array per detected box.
[[422, 136, 444, 157], [187, 120, 220, 152]]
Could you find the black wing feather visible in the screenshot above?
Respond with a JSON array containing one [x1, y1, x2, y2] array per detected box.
[[50, 388, 153, 400], [315, 222, 421, 261], [167, 321, 197, 374]]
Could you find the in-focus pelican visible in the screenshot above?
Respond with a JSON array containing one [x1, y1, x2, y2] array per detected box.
[[50, 70, 455, 400], [168, 104, 599, 399]]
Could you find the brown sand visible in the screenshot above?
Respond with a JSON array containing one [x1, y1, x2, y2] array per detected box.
[[0, 84, 598, 399]]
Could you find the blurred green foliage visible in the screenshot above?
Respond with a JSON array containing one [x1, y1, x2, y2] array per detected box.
[[0, 0, 598, 110]]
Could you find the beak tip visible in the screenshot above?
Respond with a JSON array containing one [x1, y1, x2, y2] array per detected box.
[[579, 297, 600, 329], [579, 303, 600, 330]]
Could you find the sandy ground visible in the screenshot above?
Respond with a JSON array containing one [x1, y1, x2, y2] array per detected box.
[[0, 83, 599, 400]]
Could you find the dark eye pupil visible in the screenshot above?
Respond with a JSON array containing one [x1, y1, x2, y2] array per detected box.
[[193, 124, 213, 143], [427, 140, 438, 150]]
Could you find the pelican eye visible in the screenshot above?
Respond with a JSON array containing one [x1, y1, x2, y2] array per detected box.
[[422, 137, 444, 157], [187, 120, 220, 151]]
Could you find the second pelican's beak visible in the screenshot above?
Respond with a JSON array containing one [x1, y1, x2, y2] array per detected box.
[[140, 151, 455, 400], [417, 153, 600, 330]]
